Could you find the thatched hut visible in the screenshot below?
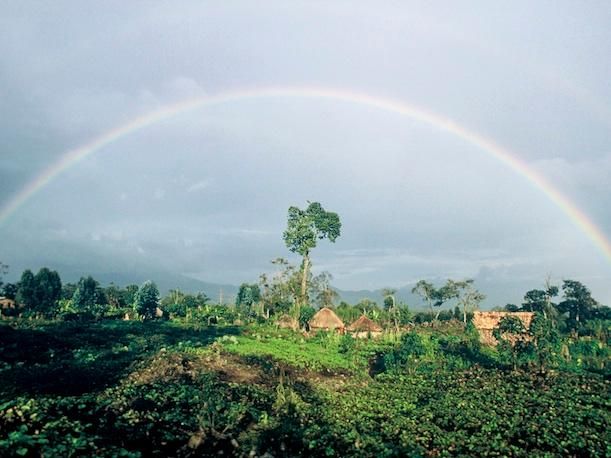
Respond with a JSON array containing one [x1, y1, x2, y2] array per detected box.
[[309, 307, 344, 333], [472, 311, 535, 346], [347, 315, 383, 338], [276, 314, 299, 331], [0, 297, 16, 310]]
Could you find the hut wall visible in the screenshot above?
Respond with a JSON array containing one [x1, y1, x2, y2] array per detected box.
[[472, 311, 535, 346]]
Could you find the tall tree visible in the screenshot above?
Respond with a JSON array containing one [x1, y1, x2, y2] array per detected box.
[[259, 258, 301, 316], [558, 279, 598, 331], [2, 283, 17, 300], [311, 272, 339, 308], [412, 280, 458, 322], [522, 289, 547, 313], [283, 202, 341, 315], [33, 267, 62, 317], [411, 280, 436, 320], [382, 287, 400, 332], [105, 284, 127, 309], [454, 279, 485, 323], [381, 288, 396, 311], [134, 281, 160, 320], [543, 278, 559, 322], [0, 261, 8, 291], [504, 303, 520, 312], [435, 280, 459, 321], [236, 283, 261, 308], [124, 284, 139, 306], [522, 284, 558, 322], [16, 269, 36, 310], [528, 313, 561, 373], [72, 276, 105, 316]]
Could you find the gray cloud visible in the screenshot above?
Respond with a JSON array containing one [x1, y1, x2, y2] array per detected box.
[[1, 1, 610, 304]]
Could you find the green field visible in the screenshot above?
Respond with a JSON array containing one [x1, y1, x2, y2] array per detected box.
[[0, 320, 608, 457]]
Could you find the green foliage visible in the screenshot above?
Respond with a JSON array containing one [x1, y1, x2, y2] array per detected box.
[[299, 305, 316, 329], [69, 275, 107, 320], [283, 202, 341, 257], [218, 328, 364, 373], [522, 289, 548, 313], [565, 338, 610, 375], [15, 268, 62, 318], [259, 258, 300, 315], [310, 369, 610, 457], [133, 281, 159, 320], [311, 271, 339, 308], [161, 290, 209, 318], [2, 282, 17, 301], [412, 279, 460, 321], [186, 303, 238, 325], [33, 268, 62, 317], [528, 313, 562, 372], [0, 261, 7, 288], [384, 332, 427, 371], [382, 295, 393, 310], [16, 270, 36, 310], [1, 316, 609, 456], [493, 316, 529, 371], [283, 202, 341, 309], [558, 279, 600, 332], [338, 333, 355, 354], [334, 301, 361, 324], [236, 283, 261, 308], [504, 303, 520, 312]]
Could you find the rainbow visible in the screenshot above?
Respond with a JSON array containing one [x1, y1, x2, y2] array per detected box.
[[1, 85, 610, 262]]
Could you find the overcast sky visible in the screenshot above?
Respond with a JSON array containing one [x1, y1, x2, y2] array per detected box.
[[1, 1, 610, 305]]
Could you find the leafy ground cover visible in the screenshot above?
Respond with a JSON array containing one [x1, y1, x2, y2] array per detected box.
[[213, 325, 395, 375], [0, 320, 609, 456]]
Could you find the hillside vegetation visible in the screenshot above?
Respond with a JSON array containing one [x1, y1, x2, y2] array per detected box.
[[0, 319, 609, 457], [1, 204, 609, 456]]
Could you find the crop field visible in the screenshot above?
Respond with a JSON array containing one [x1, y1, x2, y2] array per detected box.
[[0, 320, 608, 457]]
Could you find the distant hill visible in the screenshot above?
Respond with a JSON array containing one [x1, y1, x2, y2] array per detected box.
[[90, 271, 239, 304], [5, 264, 239, 305], [335, 279, 534, 311]]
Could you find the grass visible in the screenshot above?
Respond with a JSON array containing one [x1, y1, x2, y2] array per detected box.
[[209, 325, 396, 376]]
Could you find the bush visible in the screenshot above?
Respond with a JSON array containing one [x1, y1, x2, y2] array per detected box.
[[338, 334, 355, 354], [383, 332, 427, 371]]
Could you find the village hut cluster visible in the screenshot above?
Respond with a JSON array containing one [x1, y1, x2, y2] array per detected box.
[[277, 307, 535, 345], [277, 307, 384, 338]]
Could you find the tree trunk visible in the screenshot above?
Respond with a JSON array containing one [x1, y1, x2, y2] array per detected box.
[[392, 297, 399, 335], [299, 254, 310, 314], [434, 309, 442, 322]]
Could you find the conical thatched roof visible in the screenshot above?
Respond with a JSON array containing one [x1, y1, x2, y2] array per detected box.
[[309, 307, 344, 331], [347, 315, 382, 332], [276, 314, 299, 330]]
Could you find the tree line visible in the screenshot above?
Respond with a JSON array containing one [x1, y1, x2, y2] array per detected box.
[[1, 201, 608, 333]]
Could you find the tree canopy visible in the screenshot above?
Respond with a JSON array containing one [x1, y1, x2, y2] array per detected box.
[[283, 202, 341, 312], [134, 281, 160, 320]]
